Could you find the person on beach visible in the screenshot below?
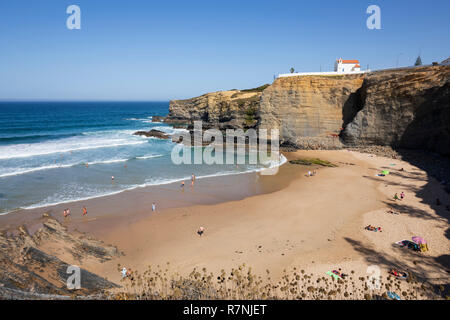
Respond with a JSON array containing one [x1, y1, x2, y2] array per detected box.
[[338, 268, 348, 279], [197, 226, 205, 236], [121, 267, 127, 279], [63, 209, 67, 218], [111, 176, 115, 182], [181, 181, 185, 188], [82, 206, 87, 216], [394, 193, 399, 201], [191, 173, 195, 186], [67, 208, 70, 216], [400, 192, 405, 200], [389, 269, 407, 278], [126, 268, 134, 280], [307, 171, 311, 177], [85, 163, 89, 168], [152, 202, 156, 212], [332, 268, 347, 279]]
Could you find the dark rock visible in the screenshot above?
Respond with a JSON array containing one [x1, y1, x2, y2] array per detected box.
[[133, 129, 170, 139], [0, 217, 121, 298], [151, 116, 165, 123]]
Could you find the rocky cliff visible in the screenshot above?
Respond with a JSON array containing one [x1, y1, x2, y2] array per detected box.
[[167, 85, 269, 130], [167, 66, 450, 155], [341, 66, 450, 155], [258, 74, 365, 149]]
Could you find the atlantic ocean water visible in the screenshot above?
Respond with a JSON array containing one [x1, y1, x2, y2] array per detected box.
[[0, 101, 284, 214]]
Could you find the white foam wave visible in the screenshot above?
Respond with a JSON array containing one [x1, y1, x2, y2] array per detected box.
[[0, 155, 165, 178], [0, 163, 76, 178], [135, 154, 164, 160], [0, 139, 147, 160]]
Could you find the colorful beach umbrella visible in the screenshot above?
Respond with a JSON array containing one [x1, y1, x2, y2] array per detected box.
[[412, 236, 426, 244]]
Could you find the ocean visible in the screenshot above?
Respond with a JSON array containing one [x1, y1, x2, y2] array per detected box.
[[0, 101, 284, 215]]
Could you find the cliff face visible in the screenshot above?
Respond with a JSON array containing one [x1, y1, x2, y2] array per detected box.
[[258, 74, 365, 149], [167, 66, 450, 155], [168, 87, 266, 130], [341, 66, 450, 155]]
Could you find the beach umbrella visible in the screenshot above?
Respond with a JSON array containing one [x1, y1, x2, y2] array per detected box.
[[412, 236, 426, 244]]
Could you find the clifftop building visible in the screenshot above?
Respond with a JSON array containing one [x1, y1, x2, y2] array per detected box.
[[334, 59, 361, 73], [278, 58, 367, 78]]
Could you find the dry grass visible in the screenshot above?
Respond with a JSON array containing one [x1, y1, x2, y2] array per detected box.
[[110, 264, 447, 300]]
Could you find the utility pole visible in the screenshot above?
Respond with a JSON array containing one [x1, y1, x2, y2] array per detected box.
[[396, 53, 403, 68]]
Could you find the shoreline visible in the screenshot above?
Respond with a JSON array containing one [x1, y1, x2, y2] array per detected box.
[[0, 154, 294, 235], [0, 154, 288, 217]]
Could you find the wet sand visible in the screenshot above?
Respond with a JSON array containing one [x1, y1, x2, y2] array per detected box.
[[0, 160, 303, 237]]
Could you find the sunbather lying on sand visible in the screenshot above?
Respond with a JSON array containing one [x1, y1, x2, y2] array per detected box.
[[386, 209, 399, 215], [389, 269, 408, 278], [365, 225, 382, 232], [332, 268, 348, 279]]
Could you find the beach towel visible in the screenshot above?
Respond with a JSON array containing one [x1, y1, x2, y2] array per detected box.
[[395, 240, 419, 251], [326, 271, 342, 280], [381, 170, 390, 175], [387, 292, 401, 300]]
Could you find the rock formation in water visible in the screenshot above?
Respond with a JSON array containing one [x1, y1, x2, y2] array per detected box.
[[167, 66, 450, 155], [134, 129, 170, 139]]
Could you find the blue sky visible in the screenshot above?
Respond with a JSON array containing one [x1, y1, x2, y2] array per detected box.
[[0, 0, 449, 100]]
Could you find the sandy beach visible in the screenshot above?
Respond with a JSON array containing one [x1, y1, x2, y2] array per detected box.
[[1, 149, 448, 299], [5, 149, 443, 294]]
